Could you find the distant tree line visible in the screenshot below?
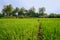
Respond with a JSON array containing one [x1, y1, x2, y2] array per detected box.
[[0, 4, 60, 18]]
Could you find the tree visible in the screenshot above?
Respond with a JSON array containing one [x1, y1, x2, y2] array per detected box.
[[48, 13, 57, 18], [39, 7, 45, 17], [56, 14, 60, 18], [28, 7, 36, 17], [2, 4, 13, 16], [12, 7, 19, 16], [23, 9, 28, 17], [0, 13, 3, 18], [18, 7, 25, 16]]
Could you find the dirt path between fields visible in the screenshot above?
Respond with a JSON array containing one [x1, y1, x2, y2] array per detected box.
[[37, 19, 43, 40]]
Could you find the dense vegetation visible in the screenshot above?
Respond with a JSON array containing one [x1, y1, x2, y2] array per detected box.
[[0, 18, 60, 40], [0, 18, 38, 40], [40, 18, 60, 40], [0, 4, 60, 18]]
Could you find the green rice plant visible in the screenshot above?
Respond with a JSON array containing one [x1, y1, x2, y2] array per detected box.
[[40, 18, 60, 40], [0, 18, 60, 40], [0, 18, 38, 40]]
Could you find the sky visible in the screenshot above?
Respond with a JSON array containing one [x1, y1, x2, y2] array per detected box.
[[0, 0, 60, 14]]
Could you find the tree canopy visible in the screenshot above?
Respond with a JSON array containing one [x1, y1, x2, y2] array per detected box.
[[0, 4, 60, 18]]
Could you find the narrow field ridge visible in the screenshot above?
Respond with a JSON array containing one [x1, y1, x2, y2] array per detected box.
[[37, 19, 43, 40]]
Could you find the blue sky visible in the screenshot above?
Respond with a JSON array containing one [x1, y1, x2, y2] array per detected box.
[[0, 0, 60, 14]]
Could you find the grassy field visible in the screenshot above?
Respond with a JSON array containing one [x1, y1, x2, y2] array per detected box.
[[0, 18, 60, 40], [0, 18, 38, 40], [40, 18, 60, 40]]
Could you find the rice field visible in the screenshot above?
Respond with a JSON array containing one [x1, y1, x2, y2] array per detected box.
[[0, 18, 60, 40], [0, 18, 38, 40], [40, 18, 60, 40]]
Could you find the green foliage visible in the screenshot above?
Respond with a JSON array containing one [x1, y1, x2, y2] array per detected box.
[[18, 7, 25, 16], [48, 13, 57, 18], [48, 13, 60, 18], [1, 4, 60, 18], [0, 13, 3, 18], [39, 7, 46, 17], [12, 7, 19, 16], [27, 7, 36, 17], [2, 4, 13, 16]]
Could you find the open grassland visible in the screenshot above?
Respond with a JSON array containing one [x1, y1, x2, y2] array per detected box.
[[0, 18, 60, 40]]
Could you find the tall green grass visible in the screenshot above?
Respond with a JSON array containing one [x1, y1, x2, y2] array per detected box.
[[0, 18, 38, 40], [40, 18, 60, 40], [0, 18, 60, 40]]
